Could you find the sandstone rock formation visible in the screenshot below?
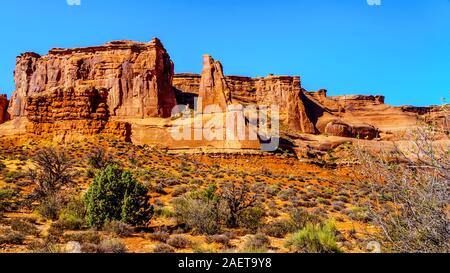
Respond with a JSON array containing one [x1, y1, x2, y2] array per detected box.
[[287, 79, 317, 134], [25, 86, 131, 141], [0, 94, 9, 124], [325, 120, 379, 140], [197, 55, 232, 112], [175, 73, 317, 134], [2, 37, 446, 147], [175, 73, 311, 108], [8, 38, 176, 120]]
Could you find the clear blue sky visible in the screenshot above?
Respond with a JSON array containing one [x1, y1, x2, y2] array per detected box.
[[0, 0, 449, 106]]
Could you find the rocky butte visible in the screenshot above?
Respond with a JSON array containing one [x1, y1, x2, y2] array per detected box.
[[5, 38, 177, 141], [0, 38, 448, 150]]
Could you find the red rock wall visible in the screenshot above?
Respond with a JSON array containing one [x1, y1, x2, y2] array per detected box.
[[174, 73, 304, 108], [25, 87, 131, 141], [173, 73, 317, 133], [0, 94, 9, 124], [9, 39, 177, 119]]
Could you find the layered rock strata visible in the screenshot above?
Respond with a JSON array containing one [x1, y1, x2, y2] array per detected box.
[[9, 38, 176, 120], [25, 87, 131, 141]]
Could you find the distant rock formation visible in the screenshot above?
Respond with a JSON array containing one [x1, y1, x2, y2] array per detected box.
[[325, 120, 379, 140], [0, 94, 9, 124], [3, 37, 446, 145], [197, 55, 232, 112], [175, 73, 317, 133], [8, 38, 176, 119]]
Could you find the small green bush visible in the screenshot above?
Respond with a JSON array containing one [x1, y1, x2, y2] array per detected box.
[[58, 198, 86, 230], [173, 185, 225, 235], [238, 207, 265, 232], [85, 165, 153, 227], [285, 221, 340, 253]]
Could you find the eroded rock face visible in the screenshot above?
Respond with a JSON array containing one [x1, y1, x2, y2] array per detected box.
[[174, 72, 318, 133], [325, 120, 379, 140], [0, 95, 9, 124], [9, 38, 176, 119], [26, 86, 131, 142], [288, 83, 317, 134], [197, 55, 232, 112]]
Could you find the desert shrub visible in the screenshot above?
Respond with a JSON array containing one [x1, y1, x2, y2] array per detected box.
[[81, 238, 127, 253], [220, 181, 258, 228], [37, 195, 64, 220], [0, 188, 16, 213], [4, 171, 25, 183], [154, 206, 176, 218], [171, 186, 188, 197], [237, 207, 266, 232], [354, 126, 450, 253], [289, 208, 321, 230], [347, 206, 370, 223], [29, 240, 65, 253], [205, 234, 230, 246], [58, 198, 86, 230], [103, 221, 134, 237], [149, 231, 170, 243], [47, 222, 65, 241], [167, 235, 191, 249], [63, 230, 101, 245], [192, 243, 219, 253], [87, 147, 114, 170], [0, 161, 6, 171], [11, 219, 39, 236], [153, 243, 175, 253], [28, 147, 74, 198], [285, 221, 340, 253], [173, 185, 225, 235], [262, 220, 295, 238], [242, 234, 271, 253], [0, 228, 25, 245], [85, 165, 153, 227], [98, 238, 127, 253]]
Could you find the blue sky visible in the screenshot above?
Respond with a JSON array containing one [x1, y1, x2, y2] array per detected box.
[[0, 0, 449, 106]]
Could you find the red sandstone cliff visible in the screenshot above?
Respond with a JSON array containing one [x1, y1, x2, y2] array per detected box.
[[0, 95, 9, 124], [8, 38, 176, 120], [197, 55, 232, 112]]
